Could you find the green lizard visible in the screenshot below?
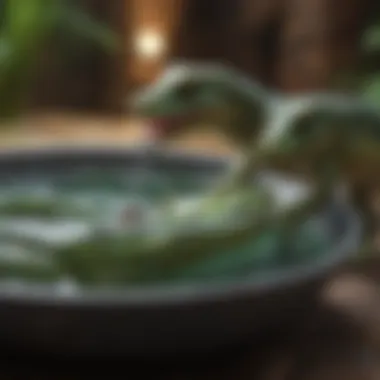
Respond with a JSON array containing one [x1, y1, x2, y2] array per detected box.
[[131, 62, 380, 230], [130, 61, 279, 194], [130, 61, 270, 151], [247, 93, 380, 241], [130, 62, 380, 181]]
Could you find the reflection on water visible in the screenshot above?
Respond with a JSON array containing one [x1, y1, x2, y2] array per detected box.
[[0, 165, 336, 287]]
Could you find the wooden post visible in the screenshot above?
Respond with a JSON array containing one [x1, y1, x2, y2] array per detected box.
[[276, 0, 372, 92], [170, 0, 239, 63], [101, 0, 131, 113], [127, 0, 184, 87]]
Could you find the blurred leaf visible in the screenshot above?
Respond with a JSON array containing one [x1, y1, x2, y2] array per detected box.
[[56, 1, 120, 53], [0, 0, 57, 119], [361, 74, 380, 102], [337, 17, 380, 99], [361, 25, 380, 53], [0, 0, 120, 122]]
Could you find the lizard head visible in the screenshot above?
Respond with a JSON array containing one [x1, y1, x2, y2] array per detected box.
[[129, 61, 268, 143], [254, 100, 342, 177]]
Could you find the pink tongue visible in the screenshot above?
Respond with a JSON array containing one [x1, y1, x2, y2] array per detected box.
[[149, 119, 173, 140]]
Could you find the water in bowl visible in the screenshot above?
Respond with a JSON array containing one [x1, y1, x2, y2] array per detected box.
[[0, 164, 337, 287]]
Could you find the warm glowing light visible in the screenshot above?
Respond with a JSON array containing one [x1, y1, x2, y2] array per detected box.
[[134, 30, 166, 59]]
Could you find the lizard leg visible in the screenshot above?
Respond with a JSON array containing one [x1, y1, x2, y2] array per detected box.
[[353, 186, 380, 252], [210, 150, 262, 195], [277, 157, 341, 262]]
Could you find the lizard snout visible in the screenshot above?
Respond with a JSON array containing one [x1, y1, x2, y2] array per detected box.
[[127, 92, 145, 114], [127, 84, 158, 114]]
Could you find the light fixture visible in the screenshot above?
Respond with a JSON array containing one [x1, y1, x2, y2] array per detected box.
[[134, 29, 166, 60]]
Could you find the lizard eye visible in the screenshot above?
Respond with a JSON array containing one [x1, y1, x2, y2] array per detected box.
[[292, 113, 320, 140], [175, 81, 199, 101]]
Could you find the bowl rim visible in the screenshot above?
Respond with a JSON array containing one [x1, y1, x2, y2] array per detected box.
[[0, 145, 363, 306]]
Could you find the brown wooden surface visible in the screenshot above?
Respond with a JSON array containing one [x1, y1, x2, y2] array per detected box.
[[0, 112, 234, 155], [2, 113, 380, 379]]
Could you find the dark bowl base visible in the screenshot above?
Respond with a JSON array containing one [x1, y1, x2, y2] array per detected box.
[[0, 277, 322, 359]]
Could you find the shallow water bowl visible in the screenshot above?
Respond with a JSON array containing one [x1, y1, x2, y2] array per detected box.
[[0, 147, 362, 359]]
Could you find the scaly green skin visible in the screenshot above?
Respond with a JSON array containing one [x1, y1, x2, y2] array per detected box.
[[131, 61, 270, 151], [131, 62, 380, 184], [132, 63, 380, 232], [249, 93, 380, 240], [130, 62, 281, 195], [253, 93, 380, 173]]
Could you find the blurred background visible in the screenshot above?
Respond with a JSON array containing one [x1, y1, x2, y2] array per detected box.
[[1, 2, 380, 374], [25, 0, 380, 107], [2, 0, 380, 148]]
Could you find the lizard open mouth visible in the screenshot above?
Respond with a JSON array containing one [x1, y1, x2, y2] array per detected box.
[[149, 117, 180, 139], [146, 106, 214, 141], [148, 113, 196, 140]]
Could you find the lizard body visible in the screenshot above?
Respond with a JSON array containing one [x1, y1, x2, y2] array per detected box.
[[131, 63, 380, 232], [131, 62, 380, 188], [131, 61, 271, 151], [250, 92, 380, 240]]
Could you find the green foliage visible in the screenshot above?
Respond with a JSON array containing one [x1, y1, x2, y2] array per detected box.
[[0, 0, 119, 121], [361, 74, 380, 101], [361, 24, 380, 54], [55, 0, 119, 52], [341, 18, 380, 102], [330, 15, 380, 102], [358, 21, 380, 102]]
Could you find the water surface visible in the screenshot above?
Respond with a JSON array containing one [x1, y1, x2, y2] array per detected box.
[[0, 164, 336, 287]]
